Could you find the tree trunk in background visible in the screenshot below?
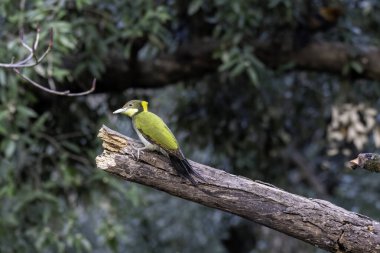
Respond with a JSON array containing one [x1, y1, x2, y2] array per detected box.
[[94, 41, 380, 92]]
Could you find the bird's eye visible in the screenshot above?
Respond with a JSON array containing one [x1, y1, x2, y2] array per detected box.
[[128, 104, 133, 107]]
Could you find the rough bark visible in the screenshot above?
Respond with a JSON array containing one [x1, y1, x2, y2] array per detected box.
[[96, 126, 380, 253], [95, 41, 380, 92]]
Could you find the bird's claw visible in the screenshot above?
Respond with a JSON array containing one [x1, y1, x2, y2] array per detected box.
[[121, 147, 136, 159], [121, 146, 142, 161], [131, 145, 145, 160]]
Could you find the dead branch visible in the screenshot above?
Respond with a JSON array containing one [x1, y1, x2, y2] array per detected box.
[[95, 125, 380, 253], [350, 153, 380, 173], [0, 27, 53, 68], [1, 28, 95, 96]]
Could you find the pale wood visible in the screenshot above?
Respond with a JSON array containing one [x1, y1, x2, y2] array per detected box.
[[96, 125, 380, 253]]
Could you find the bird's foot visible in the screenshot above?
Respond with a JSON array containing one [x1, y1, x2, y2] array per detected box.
[[131, 145, 146, 160], [121, 146, 137, 159], [121, 145, 144, 160]]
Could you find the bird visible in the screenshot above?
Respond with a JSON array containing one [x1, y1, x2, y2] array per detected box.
[[113, 100, 204, 185]]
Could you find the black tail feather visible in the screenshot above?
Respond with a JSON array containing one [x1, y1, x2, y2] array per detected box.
[[169, 154, 205, 186], [180, 158, 206, 182]]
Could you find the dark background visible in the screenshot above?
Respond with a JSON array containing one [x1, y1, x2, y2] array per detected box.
[[1, 0, 380, 252]]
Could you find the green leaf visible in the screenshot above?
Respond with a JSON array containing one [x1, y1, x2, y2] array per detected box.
[[247, 67, 259, 86], [31, 113, 50, 133], [188, 0, 203, 15], [53, 68, 70, 82], [75, 234, 92, 252], [17, 105, 37, 118], [13, 191, 59, 213], [350, 61, 364, 74], [5, 140, 16, 158], [230, 62, 246, 77], [219, 52, 239, 72], [248, 54, 265, 70], [59, 36, 76, 50], [0, 69, 6, 86], [0, 110, 8, 120], [0, 124, 7, 135]]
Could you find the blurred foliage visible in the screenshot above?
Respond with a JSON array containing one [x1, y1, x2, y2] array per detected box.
[[1, 0, 380, 252]]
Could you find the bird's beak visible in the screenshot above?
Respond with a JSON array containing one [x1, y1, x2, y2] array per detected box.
[[113, 108, 125, 114]]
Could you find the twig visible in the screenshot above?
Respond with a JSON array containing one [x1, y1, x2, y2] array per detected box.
[[0, 28, 96, 96], [284, 146, 328, 198], [13, 68, 69, 95], [14, 68, 96, 96], [0, 28, 53, 68], [66, 78, 96, 97]]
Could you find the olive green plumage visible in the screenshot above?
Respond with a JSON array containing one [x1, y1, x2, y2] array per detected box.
[[113, 99, 204, 185], [133, 112, 178, 151]]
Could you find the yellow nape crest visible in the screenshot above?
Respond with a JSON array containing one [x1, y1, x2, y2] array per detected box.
[[141, 101, 149, 112]]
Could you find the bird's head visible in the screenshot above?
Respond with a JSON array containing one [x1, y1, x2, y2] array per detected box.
[[113, 100, 149, 117]]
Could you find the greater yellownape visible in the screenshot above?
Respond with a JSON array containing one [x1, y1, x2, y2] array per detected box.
[[113, 100, 204, 185]]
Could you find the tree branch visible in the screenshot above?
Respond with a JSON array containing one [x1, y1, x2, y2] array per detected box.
[[95, 40, 380, 92], [1, 28, 96, 96], [96, 125, 380, 253], [96, 39, 218, 92], [258, 42, 380, 79], [0, 27, 53, 68], [350, 153, 380, 173], [283, 146, 328, 198]]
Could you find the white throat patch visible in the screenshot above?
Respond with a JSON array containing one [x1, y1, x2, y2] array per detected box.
[[123, 108, 139, 117]]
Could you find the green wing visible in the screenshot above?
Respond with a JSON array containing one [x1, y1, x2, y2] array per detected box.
[[133, 112, 179, 151]]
